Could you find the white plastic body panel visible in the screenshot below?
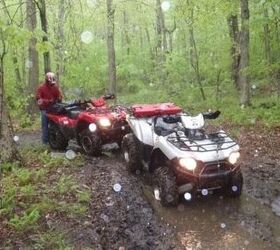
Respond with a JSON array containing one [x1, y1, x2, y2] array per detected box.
[[127, 113, 240, 164], [127, 117, 154, 146]]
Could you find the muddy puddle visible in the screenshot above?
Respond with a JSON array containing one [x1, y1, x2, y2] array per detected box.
[[143, 184, 280, 249]]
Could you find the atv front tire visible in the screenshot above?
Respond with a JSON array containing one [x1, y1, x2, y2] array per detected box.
[[80, 130, 102, 156], [154, 166, 179, 207], [48, 123, 68, 150], [226, 171, 243, 197], [122, 133, 142, 173]]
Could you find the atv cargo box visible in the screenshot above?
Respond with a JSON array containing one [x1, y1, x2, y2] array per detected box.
[[132, 103, 182, 118]]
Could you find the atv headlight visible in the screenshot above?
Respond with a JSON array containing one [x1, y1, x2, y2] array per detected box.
[[179, 158, 197, 171], [98, 118, 111, 127], [228, 152, 240, 165]]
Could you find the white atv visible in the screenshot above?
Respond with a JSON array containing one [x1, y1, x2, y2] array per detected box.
[[122, 103, 243, 206]]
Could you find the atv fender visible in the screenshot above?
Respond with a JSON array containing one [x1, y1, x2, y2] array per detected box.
[[128, 118, 154, 146], [149, 148, 169, 172]]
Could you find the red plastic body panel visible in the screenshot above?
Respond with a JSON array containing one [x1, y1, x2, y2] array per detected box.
[[132, 103, 182, 118]]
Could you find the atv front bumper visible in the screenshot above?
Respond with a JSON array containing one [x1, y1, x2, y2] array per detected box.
[[173, 160, 240, 194]]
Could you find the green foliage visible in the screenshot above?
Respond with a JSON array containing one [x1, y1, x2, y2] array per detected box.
[[32, 230, 73, 250], [8, 208, 40, 231]]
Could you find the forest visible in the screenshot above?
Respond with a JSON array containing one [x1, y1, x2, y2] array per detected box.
[[1, 0, 280, 249]]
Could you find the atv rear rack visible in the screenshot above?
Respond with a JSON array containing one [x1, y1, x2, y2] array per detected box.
[[167, 132, 237, 152]]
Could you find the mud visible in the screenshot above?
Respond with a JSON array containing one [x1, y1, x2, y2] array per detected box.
[[16, 127, 280, 249]]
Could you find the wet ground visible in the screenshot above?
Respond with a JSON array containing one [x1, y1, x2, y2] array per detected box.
[[16, 128, 280, 249]]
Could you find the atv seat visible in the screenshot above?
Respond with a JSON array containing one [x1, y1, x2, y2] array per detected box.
[[65, 107, 83, 119], [154, 117, 177, 136]]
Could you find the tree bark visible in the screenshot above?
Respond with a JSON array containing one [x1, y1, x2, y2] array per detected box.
[[26, 0, 39, 116], [239, 0, 250, 106], [227, 15, 240, 89], [106, 0, 117, 97]]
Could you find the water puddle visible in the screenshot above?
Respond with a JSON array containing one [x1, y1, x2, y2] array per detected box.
[[143, 185, 280, 249]]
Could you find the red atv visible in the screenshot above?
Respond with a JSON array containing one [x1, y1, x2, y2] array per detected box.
[[46, 94, 129, 156]]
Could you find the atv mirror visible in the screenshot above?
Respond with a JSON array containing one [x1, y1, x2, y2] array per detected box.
[[203, 110, 221, 120], [104, 94, 115, 100]]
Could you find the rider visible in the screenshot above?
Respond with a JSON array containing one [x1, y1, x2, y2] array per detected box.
[[36, 72, 62, 144]]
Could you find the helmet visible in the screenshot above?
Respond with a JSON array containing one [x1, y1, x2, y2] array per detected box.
[[45, 72, 57, 85]]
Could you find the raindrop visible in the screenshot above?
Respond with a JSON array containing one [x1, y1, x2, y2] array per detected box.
[[154, 188, 161, 201], [240, 221, 245, 226], [13, 135, 19, 142], [86, 0, 97, 8], [252, 84, 257, 90], [149, 83, 154, 87], [232, 186, 238, 192], [161, 1, 171, 12], [65, 150, 76, 160], [64, 50, 68, 54], [244, 240, 250, 246], [202, 209, 205, 213], [113, 183, 122, 192], [25, 59, 33, 69], [81, 31, 93, 44], [219, 195, 224, 200], [85, 66, 90, 71], [201, 189, 208, 196], [135, 170, 141, 175], [220, 223, 226, 229], [126, 205, 130, 210], [184, 192, 192, 201]]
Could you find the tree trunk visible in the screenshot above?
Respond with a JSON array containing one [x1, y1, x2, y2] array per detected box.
[[166, 20, 176, 53], [36, 0, 51, 73], [227, 15, 241, 89], [187, 0, 206, 100], [155, 0, 167, 61], [106, 0, 117, 97], [123, 11, 130, 56], [0, 39, 21, 164], [26, 0, 39, 116], [263, 7, 272, 64], [239, 0, 250, 106], [56, 0, 66, 82]]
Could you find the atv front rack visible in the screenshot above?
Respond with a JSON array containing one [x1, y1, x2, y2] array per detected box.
[[167, 132, 238, 152]]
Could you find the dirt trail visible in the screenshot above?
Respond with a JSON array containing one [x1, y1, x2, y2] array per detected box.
[[16, 128, 280, 249]]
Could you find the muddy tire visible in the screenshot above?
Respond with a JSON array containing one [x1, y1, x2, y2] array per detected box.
[[48, 123, 68, 150], [80, 130, 102, 156], [226, 171, 243, 197], [122, 133, 142, 173], [154, 166, 179, 207]]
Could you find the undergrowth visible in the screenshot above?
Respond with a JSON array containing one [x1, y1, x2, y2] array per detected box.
[[0, 146, 89, 249]]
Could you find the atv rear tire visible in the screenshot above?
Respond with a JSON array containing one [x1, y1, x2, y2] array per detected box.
[[80, 130, 102, 156], [48, 123, 68, 150], [122, 133, 142, 173], [154, 166, 179, 207], [226, 171, 243, 197]]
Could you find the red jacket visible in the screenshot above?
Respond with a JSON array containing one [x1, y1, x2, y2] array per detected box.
[[36, 82, 62, 110]]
